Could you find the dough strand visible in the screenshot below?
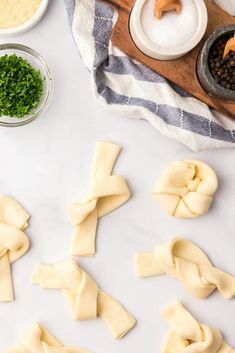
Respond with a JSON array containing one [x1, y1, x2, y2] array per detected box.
[[32, 257, 136, 339], [0, 196, 30, 302], [136, 238, 235, 299], [5, 322, 92, 353], [68, 141, 131, 256], [161, 301, 235, 353]]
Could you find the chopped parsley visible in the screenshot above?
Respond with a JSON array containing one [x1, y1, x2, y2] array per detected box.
[[0, 53, 43, 118]]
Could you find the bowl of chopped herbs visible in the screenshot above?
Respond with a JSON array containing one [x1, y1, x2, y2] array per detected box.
[[0, 43, 53, 126]]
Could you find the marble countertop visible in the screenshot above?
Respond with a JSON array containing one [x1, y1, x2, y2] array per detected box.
[[1, 1, 235, 352]]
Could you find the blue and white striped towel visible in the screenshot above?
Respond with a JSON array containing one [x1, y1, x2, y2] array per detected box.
[[64, 0, 235, 151]]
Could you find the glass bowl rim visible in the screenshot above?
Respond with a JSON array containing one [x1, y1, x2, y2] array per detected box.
[[0, 43, 53, 127]]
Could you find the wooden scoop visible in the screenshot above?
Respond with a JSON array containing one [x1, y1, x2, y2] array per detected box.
[[223, 33, 235, 58], [155, 0, 182, 19]]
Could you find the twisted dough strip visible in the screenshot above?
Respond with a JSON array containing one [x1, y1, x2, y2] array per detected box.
[[68, 141, 131, 256], [5, 322, 91, 353], [161, 301, 235, 353], [136, 238, 235, 299], [32, 258, 136, 339], [0, 195, 30, 302], [153, 160, 218, 218]]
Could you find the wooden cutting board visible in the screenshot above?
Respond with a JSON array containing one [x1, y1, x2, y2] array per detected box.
[[101, 0, 235, 119]]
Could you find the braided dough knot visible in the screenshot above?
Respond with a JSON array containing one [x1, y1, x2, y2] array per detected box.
[[161, 301, 235, 353], [136, 238, 235, 299], [32, 258, 136, 339], [68, 142, 131, 256], [153, 160, 218, 218], [7, 322, 91, 353], [0, 195, 29, 302]]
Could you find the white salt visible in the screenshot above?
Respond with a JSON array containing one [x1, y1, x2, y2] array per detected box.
[[141, 0, 199, 48]]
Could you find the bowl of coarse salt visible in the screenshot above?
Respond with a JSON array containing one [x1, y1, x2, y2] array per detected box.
[[130, 0, 208, 60]]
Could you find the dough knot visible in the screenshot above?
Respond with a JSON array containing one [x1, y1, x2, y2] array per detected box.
[[161, 301, 235, 353], [0, 195, 30, 302], [153, 160, 218, 218], [7, 322, 92, 353], [32, 257, 136, 339], [136, 238, 235, 299], [68, 142, 131, 256]]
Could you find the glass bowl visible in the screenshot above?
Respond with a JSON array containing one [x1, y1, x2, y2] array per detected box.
[[0, 43, 53, 127]]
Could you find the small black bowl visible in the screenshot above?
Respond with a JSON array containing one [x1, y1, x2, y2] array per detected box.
[[197, 24, 235, 101]]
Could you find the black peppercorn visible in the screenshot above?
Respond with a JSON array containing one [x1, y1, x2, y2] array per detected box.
[[208, 33, 235, 91]]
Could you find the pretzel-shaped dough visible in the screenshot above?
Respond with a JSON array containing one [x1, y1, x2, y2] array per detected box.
[[152, 160, 218, 218], [136, 238, 235, 299], [68, 142, 131, 256], [155, 0, 182, 19], [161, 301, 235, 353], [6, 322, 91, 353], [32, 258, 136, 339], [0, 195, 30, 302]]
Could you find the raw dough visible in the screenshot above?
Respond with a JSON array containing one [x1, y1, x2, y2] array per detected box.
[[68, 141, 131, 256], [32, 257, 136, 339], [152, 160, 218, 218], [6, 322, 91, 353], [136, 238, 235, 299], [161, 301, 235, 353], [0, 195, 30, 302]]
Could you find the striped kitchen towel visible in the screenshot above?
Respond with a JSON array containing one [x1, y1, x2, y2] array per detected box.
[[64, 0, 235, 151]]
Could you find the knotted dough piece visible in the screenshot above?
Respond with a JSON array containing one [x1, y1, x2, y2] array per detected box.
[[32, 258, 136, 339], [153, 160, 218, 218], [6, 322, 91, 353], [155, 0, 182, 19], [161, 301, 235, 353], [136, 238, 235, 299], [68, 141, 131, 256], [0, 195, 30, 302]]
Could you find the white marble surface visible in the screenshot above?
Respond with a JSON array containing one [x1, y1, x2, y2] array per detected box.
[[1, 1, 235, 352]]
